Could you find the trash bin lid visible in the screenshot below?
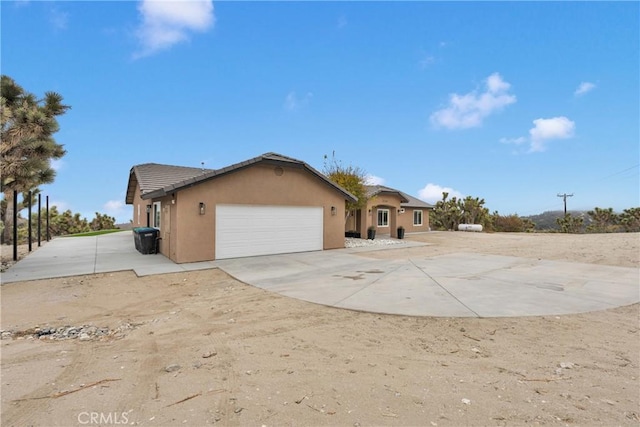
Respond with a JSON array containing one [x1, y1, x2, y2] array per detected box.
[[134, 227, 157, 233]]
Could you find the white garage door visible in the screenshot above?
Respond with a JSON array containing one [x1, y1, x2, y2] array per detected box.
[[215, 205, 324, 259]]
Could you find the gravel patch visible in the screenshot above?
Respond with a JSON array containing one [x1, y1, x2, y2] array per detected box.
[[345, 237, 405, 248], [1, 322, 138, 342]]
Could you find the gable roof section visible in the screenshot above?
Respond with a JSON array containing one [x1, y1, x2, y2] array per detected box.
[[366, 185, 410, 203], [126, 152, 357, 204], [365, 185, 433, 209], [400, 192, 434, 209], [126, 163, 212, 204]]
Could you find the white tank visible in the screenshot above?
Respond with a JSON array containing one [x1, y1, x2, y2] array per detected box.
[[458, 224, 483, 232]]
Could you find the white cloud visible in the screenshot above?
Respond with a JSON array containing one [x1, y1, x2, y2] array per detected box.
[[49, 200, 70, 212], [284, 91, 313, 111], [337, 15, 347, 29], [364, 175, 386, 186], [50, 159, 64, 171], [49, 6, 69, 31], [104, 200, 125, 212], [419, 41, 448, 69], [134, 0, 215, 58], [418, 183, 464, 204], [574, 82, 596, 96], [501, 116, 576, 153], [499, 136, 527, 145], [430, 73, 516, 130], [419, 55, 436, 69], [529, 116, 575, 152], [104, 200, 130, 222]]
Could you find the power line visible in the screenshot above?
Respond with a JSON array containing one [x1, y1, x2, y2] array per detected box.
[[557, 193, 574, 215], [594, 163, 639, 182], [519, 164, 637, 217]]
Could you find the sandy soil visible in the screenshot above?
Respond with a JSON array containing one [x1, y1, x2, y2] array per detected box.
[[1, 232, 638, 426], [1, 242, 43, 273]]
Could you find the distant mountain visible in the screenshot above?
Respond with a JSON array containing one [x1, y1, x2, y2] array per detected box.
[[522, 210, 588, 231]]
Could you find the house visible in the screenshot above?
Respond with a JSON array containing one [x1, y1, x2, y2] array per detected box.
[[345, 185, 433, 238], [125, 153, 356, 263]]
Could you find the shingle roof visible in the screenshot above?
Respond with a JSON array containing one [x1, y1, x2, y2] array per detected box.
[[365, 185, 433, 209], [126, 152, 357, 204], [125, 163, 212, 204], [399, 192, 434, 209], [366, 185, 409, 203]]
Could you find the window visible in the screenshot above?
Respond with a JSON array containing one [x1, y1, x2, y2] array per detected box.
[[413, 210, 423, 226], [377, 209, 389, 227], [153, 201, 161, 229]]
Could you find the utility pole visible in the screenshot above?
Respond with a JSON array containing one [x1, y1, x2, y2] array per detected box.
[[557, 193, 574, 215]]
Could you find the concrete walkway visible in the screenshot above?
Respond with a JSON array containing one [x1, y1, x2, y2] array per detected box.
[[2, 231, 638, 318], [1, 231, 217, 283]]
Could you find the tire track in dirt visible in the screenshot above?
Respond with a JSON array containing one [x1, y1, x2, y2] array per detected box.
[[121, 335, 163, 423], [174, 291, 240, 425], [3, 340, 99, 426]]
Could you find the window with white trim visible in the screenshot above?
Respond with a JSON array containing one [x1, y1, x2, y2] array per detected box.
[[153, 201, 161, 229], [377, 209, 389, 227], [413, 210, 423, 226]]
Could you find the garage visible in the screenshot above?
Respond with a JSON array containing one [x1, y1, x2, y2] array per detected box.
[[127, 153, 355, 263], [215, 204, 324, 259]]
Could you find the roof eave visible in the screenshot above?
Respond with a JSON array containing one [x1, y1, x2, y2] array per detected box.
[[369, 190, 409, 203], [125, 167, 140, 205], [141, 153, 358, 203], [301, 164, 358, 203]]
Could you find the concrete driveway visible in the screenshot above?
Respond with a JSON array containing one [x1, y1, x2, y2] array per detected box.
[[2, 231, 638, 318], [216, 249, 639, 317]]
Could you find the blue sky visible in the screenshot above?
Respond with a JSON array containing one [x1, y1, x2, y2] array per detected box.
[[2, 1, 638, 224]]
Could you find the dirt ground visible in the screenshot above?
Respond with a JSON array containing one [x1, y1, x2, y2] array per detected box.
[[0, 241, 42, 273], [1, 232, 639, 426]]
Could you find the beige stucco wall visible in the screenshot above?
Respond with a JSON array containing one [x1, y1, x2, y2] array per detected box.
[[360, 193, 404, 238], [150, 163, 348, 263], [346, 194, 431, 237], [129, 185, 175, 256], [130, 186, 147, 228], [396, 207, 431, 233], [154, 195, 175, 259]]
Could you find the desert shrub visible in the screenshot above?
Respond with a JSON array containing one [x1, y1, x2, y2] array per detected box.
[[619, 207, 640, 232], [491, 214, 535, 232], [432, 193, 490, 231], [557, 213, 585, 233], [586, 207, 619, 233], [90, 212, 116, 231]]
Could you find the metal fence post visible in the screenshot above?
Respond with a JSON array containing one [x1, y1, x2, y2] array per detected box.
[[13, 190, 18, 261], [28, 191, 32, 252], [46, 196, 50, 241], [38, 194, 42, 247]]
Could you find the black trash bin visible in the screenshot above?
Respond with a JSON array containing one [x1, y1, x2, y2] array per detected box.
[[367, 228, 376, 240], [397, 227, 405, 239], [132, 227, 144, 251], [133, 227, 158, 254]]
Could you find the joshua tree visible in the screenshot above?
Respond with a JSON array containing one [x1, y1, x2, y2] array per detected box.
[[1, 75, 70, 243]]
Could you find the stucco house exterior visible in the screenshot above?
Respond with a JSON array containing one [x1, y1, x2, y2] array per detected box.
[[125, 153, 356, 263], [345, 185, 433, 238]]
